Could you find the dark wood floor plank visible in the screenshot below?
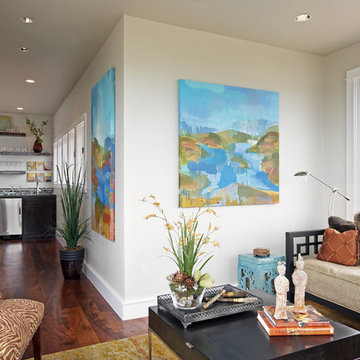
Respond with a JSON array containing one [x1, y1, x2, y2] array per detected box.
[[0, 238, 148, 359]]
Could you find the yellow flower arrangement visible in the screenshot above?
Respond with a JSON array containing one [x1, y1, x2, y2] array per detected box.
[[142, 195, 219, 280]]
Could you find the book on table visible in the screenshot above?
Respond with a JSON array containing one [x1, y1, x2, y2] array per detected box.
[[257, 311, 334, 336], [262, 305, 330, 328]]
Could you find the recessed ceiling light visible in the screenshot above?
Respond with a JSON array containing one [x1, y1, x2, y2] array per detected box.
[[295, 13, 312, 22], [25, 79, 36, 84], [19, 47, 31, 53], [20, 16, 33, 24], [17, 107, 24, 111]]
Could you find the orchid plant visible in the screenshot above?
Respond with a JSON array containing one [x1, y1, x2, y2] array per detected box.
[[142, 195, 219, 288], [26, 118, 48, 143]]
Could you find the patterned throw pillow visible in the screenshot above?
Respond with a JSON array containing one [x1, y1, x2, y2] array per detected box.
[[317, 228, 359, 266]]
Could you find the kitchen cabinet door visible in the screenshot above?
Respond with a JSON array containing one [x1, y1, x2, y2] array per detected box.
[[22, 195, 56, 239]]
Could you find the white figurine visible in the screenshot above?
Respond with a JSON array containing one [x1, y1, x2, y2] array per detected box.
[[292, 254, 308, 313], [274, 261, 289, 320]]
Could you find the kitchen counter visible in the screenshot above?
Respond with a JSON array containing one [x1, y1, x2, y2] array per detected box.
[[0, 190, 56, 239], [0, 193, 55, 198], [0, 188, 54, 197]]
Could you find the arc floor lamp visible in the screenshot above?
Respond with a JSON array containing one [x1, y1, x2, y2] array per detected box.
[[294, 171, 350, 217]]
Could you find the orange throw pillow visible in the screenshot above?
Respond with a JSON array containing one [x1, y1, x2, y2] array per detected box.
[[317, 228, 358, 266]]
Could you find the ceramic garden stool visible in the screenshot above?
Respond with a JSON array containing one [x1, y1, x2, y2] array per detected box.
[[238, 254, 285, 294], [0, 292, 44, 360]]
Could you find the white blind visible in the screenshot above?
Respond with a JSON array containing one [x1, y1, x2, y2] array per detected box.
[[76, 121, 85, 182], [68, 128, 75, 166], [53, 141, 58, 184], [346, 67, 360, 218], [62, 133, 68, 165], [53, 114, 87, 186], [57, 138, 63, 181]]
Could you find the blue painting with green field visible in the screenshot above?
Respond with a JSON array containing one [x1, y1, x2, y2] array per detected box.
[[179, 79, 279, 208]]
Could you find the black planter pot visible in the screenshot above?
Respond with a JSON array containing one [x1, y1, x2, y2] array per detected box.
[[59, 246, 85, 280]]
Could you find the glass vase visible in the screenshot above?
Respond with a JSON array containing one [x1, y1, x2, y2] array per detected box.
[[169, 283, 205, 310], [33, 140, 43, 153]]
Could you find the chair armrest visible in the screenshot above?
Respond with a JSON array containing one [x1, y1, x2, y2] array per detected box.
[[285, 229, 326, 302]]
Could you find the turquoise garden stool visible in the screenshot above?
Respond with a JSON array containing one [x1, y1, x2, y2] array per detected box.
[[238, 254, 285, 294]]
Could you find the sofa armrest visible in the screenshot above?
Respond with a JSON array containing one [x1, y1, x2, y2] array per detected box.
[[285, 229, 326, 302]]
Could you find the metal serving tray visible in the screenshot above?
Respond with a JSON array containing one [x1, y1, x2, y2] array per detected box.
[[157, 284, 263, 328]]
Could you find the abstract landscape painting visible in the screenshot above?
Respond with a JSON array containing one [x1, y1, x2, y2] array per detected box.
[[91, 68, 115, 241], [179, 79, 279, 208]]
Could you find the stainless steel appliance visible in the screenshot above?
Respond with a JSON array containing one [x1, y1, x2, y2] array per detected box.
[[0, 198, 22, 236]]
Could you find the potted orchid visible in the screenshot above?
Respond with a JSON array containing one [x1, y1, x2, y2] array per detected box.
[[142, 195, 220, 309], [26, 118, 48, 153]]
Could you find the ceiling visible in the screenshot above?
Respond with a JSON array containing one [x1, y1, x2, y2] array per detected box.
[[1, 0, 360, 116]]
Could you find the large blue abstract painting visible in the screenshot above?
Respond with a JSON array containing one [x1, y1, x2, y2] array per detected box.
[[179, 79, 279, 207]]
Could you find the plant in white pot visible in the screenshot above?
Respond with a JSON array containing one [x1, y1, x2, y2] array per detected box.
[[56, 164, 90, 280]]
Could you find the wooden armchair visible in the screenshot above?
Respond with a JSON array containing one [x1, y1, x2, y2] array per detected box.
[[285, 229, 325, 302], [0, 292, 44, 360]]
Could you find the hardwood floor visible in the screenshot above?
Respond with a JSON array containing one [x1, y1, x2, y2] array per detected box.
[[0, 238, 148, 359], [307, 300, 360, 331]]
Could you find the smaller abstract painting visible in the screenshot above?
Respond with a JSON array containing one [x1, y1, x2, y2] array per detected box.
[[36, 161, 44, 171], [27, 172, 35, 182], [0, 116, 10, 131], [45, 172, 52, 182], [27, 161, 35, 171], [91, 68, 115, 241], [44, 161, 52, 171], [36, 173, 44, 182]]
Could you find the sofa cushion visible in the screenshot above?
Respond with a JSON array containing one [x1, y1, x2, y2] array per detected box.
[[304, 258, 360, 313], [304, 257, 360, 285], [316, 228, 358, 266], [0, 299, 44, 360]]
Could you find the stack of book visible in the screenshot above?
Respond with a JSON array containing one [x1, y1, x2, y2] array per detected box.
[[257, 305, 334, 336]]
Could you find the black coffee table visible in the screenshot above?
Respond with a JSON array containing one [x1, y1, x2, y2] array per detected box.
[[148, 290, 360, 360]]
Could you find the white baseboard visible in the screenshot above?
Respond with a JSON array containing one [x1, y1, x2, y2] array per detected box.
[[82, 261, 157, 320], [56, 237, 157, 319]]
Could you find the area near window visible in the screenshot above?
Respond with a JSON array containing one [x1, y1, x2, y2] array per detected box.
[[53, 114, 86, 185], [346, 67, 360, 219]]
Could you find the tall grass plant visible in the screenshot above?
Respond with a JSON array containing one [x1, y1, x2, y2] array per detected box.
[[56, 164, 90, 248]]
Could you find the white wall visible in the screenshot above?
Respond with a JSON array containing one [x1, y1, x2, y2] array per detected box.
[[53, 18, 126, 316], [0, 112, 53, 188], [122, 17, 326, 317], [54, 16, 327, 320], [323, 42, 360, 218]]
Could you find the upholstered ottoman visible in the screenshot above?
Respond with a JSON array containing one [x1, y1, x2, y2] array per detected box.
[[0, 298, 44, 360]]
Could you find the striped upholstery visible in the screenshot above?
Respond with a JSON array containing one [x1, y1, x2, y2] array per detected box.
[[0, 298, 44, 360]]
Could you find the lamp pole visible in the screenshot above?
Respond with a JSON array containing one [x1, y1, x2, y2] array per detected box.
[[294, 171, 350, 216]]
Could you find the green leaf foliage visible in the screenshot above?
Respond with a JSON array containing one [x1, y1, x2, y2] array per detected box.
[[26, 118, 48, 142], [142, 195, 220, 278], [55, 163, 91, 248]]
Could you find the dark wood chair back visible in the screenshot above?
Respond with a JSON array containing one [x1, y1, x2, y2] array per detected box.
[[285, 229, 325, 302]]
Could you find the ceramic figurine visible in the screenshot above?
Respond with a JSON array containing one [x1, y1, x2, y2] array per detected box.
[[292, 254, 308, 313], [274, 261, 289, 320]]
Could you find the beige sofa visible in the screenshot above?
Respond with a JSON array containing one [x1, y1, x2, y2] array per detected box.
[[304, 257, 360, 313], [285, 229, 360, 317]]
